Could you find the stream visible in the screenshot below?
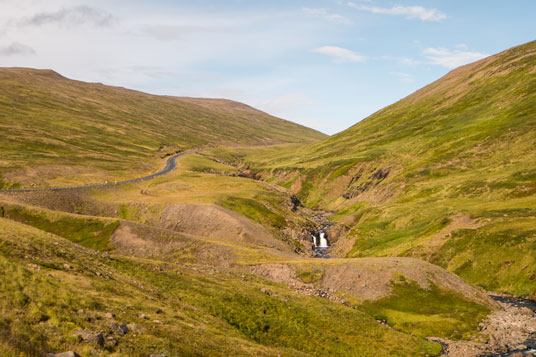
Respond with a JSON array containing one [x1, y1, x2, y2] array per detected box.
[[490, 293, 536, 357]]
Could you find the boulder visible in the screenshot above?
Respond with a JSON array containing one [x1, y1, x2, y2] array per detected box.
[[75, 330, 104, 347], [110, 323, 129, 335], [127, 323, 144, 333]]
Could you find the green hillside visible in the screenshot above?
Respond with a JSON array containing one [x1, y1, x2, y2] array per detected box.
[[1, 41, 534, 356], [226, 40, 536, 297], [0, 217, 444, 356], [0, 68, 326, 188]]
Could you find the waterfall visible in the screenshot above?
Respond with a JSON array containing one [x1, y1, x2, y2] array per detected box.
[[311, 230, 329, 248], [318, 232, 329, 248]]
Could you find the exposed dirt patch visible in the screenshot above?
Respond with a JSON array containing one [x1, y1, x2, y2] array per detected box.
[[159, 203, 292, 252], [249, 257, 496, 307], [329, 231, 355, 257]]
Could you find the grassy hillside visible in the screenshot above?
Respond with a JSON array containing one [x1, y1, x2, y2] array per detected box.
[[0, 68, 326, 187], [0, 151, 496, 355], [0, 217, 446, 356], [225, 40, 536, 297], [2, 41, 533, 355]]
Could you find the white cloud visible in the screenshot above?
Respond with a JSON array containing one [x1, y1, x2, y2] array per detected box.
[[0, 42, 35, 56], [19, 5, 116, 27], [313, 46, 367, 63], [347, 3, 446, 21], [302, 8, 351, 24], [423, 47, 489, 68]]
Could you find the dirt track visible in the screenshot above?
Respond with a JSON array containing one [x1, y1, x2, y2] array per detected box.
[[0, 151, 193, 193]]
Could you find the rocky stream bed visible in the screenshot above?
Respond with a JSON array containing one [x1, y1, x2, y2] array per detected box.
[[429, 293, 536, 356]]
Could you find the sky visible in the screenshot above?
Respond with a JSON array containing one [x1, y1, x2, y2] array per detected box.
[[0, 0, 534, 134]]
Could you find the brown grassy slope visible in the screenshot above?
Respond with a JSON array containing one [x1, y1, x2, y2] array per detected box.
[[0, 68, 326, 187]]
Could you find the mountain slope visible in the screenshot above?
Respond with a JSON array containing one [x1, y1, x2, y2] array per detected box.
[[228, 40, 536, 296], [0, 216, 446, 356], [0, 68, 326, 187]]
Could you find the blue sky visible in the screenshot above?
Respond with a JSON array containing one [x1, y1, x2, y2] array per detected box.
[[0, 0, 534, 134]]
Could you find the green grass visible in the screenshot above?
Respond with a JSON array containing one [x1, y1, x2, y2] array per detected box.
[[226, 41, 536, 296], [0, 217, 443, 356], [296, 269, 324, 284], [0, 68, 326, 187], [359, 279, 490, 340], [431, 218, 536, 297], [2, 205, 118, 251], [218, 196, 287, 229]]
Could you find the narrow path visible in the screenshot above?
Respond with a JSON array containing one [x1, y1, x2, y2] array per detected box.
[[0, 151, 194, 193]]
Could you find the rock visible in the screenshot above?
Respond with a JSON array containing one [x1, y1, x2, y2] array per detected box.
[[110, 323, 129, 335], [104, 312, 116, 319], [289, 195, 302, 211], [127, 323, 144, 333], [260, 288, 271, 296], [149, 354, 167, 357], [519, 307, 534, 316], [75, 330, 104, 347], [63, 263, 72, 270], [90, 349, 99, 355], [153, 319, 162, 324], [51, 352, 81, 357], [139, 313, 148, 319], [156, 308, 163, 314]]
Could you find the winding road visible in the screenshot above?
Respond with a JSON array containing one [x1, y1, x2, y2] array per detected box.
[[0, 151, 194, 193]]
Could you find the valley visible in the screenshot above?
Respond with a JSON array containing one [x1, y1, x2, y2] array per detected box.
[[0, 40, 535, 356]]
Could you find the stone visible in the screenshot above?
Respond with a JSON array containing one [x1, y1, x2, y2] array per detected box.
[[153, 319, 162, 324], [127, 323, 144, 333], [110, 323, 129, 335], [139, 313, 148, 319], [519, 307, 534, 316], [260, 288, 271, 296], [156, 308, 163, 314], [75, 330, 104, 347], [104, 312, 116, 319], [149, 355, 167, 357]]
